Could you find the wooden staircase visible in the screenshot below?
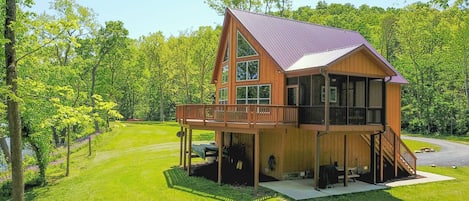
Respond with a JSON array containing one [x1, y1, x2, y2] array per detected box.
[[361, 127, 416, 178]]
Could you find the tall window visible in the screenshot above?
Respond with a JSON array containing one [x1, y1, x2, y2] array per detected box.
[[222, 65, 229, 84], [236, 85, 270, 104], [236, 60, 259, 81], [223, 43, 229, 62], [237, 31, 257, 58], [218, 88, 228, 104]]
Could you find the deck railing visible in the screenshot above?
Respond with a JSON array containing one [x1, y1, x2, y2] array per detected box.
[[176, 104, 298, 126], [298, 105, 383, 125], [383, 127, 417, 175]]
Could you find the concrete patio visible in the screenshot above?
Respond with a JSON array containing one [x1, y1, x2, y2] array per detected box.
[[260, 171, 454, 200]]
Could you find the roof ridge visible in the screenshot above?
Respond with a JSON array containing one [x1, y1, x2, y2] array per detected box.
[[228, 8, 361, 35]]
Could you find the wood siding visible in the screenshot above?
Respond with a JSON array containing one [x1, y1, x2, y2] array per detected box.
[[215, 14, 286, 105], [282, 128, 315, 175], [329, 50, 388, 78], [319, 134, 370, 169], [259, 129, 285, 179], [386, 83, 402, 136]]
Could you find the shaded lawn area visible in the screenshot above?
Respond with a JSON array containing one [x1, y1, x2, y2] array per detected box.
[[16, 122, 469, 201]]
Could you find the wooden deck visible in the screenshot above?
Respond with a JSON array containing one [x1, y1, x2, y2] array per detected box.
[[176, 104, 298, 129], [176, 104, 385, 132]]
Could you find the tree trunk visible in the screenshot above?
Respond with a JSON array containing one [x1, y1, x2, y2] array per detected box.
[[464, 45, 469, 108], [66, 127, 70, 176], [51, 126, 61, 147], [5, 0, 24, 200], [30, 143, 45, 185], [88, 135, 92, 157], [90, 63, 101, 133], [159, 84, 164, 122], [199, 63, 206, 104], [0, 137, 11, 164], [60, 128, 66, 146]]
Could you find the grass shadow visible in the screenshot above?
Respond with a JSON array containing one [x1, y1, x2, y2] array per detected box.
[[308, 189, 403, 201], [163, 167, 276, 201]]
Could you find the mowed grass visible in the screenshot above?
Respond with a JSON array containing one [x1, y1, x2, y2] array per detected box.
[[24, 122, 276, 201], [402, 139, 441, 152], [19, 122, 469, 201]]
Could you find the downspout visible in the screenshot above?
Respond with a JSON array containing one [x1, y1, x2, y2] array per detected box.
[[314, 68, 330, 191]]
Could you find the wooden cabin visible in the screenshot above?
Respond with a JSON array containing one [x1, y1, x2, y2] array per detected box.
[[176, 8, 416, 190]]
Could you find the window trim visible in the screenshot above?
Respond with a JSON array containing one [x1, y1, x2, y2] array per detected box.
[[236, 31, 258, 58], [236, 84, 271, 105], [218, 88, 228, 104], [321, 86, 337, 103], [236, 59, 259, 82], [221, 64, 229, 84], [223, 42, 229, 62]]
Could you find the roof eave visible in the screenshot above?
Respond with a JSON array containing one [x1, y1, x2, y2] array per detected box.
[[211, 9, 231, 84]]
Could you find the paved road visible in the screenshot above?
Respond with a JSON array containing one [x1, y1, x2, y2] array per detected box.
[[402, 136, 469, 167]]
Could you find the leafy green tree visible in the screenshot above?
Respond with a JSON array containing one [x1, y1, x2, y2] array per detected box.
[[45, 98, 92, 176], [77, 20, 128, 133], [140, 32, 167, 120], [191, 26, 220, 104]]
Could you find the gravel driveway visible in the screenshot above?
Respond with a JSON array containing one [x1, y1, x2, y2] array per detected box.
[[402, 136, 469, 167]]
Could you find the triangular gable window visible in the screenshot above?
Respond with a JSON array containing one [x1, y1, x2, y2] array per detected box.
[[237, 31, 258, 58], [223, 42, 229, 62]]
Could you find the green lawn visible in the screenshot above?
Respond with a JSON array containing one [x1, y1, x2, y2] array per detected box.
[[404, 133, 469, 145], [8, 122, 468, 200], [402, 139, 441, 152]]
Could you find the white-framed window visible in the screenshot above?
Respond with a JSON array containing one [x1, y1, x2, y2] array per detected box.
[[236, 31, 258, 58], [218, 88, 228, 104], [321, 86, 337, 103], [222, 65, 229, 84], [236, 60, 259, 81], [236, 85, 270, 104]]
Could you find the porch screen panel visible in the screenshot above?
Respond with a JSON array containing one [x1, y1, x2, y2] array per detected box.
[[369, 80, 382, 107], [299, 75, 311, 106]]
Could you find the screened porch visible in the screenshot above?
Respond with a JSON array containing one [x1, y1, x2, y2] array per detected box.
[[286, 74, 386, 126]]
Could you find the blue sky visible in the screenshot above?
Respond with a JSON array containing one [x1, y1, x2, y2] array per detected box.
[[29, 0, 421, 39]]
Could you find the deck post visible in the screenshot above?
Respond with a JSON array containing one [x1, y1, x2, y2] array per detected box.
[[314, 131, 320, 190], [254, 131, 260, 191], [179, 126, 183, 166], [203, 105, 206, 125], [394, 130, 398, 177], [187, 127, 193, 175], [371, 134, 376, 184], [379, 133, 384, 182], [324, 72, 330, 131], [344, 134, 348, 187], [183, 127, 188, 169], [218, 131, 224, 185]]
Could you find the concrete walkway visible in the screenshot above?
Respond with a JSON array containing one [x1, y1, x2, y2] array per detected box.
[[384, 171, 454, 187], [260, 171, 454, 200]]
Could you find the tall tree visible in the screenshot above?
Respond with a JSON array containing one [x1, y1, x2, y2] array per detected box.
[[140, 32, 166, 120], [4, 0, 24, 199], [191, 26, 219, 104], [78, 21, 128, 133]]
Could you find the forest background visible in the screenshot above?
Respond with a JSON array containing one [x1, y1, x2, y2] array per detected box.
[[0, 0, 468, 197]]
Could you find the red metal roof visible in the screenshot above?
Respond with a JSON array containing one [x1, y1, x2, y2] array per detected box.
[[228, 8, 407, 84]]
